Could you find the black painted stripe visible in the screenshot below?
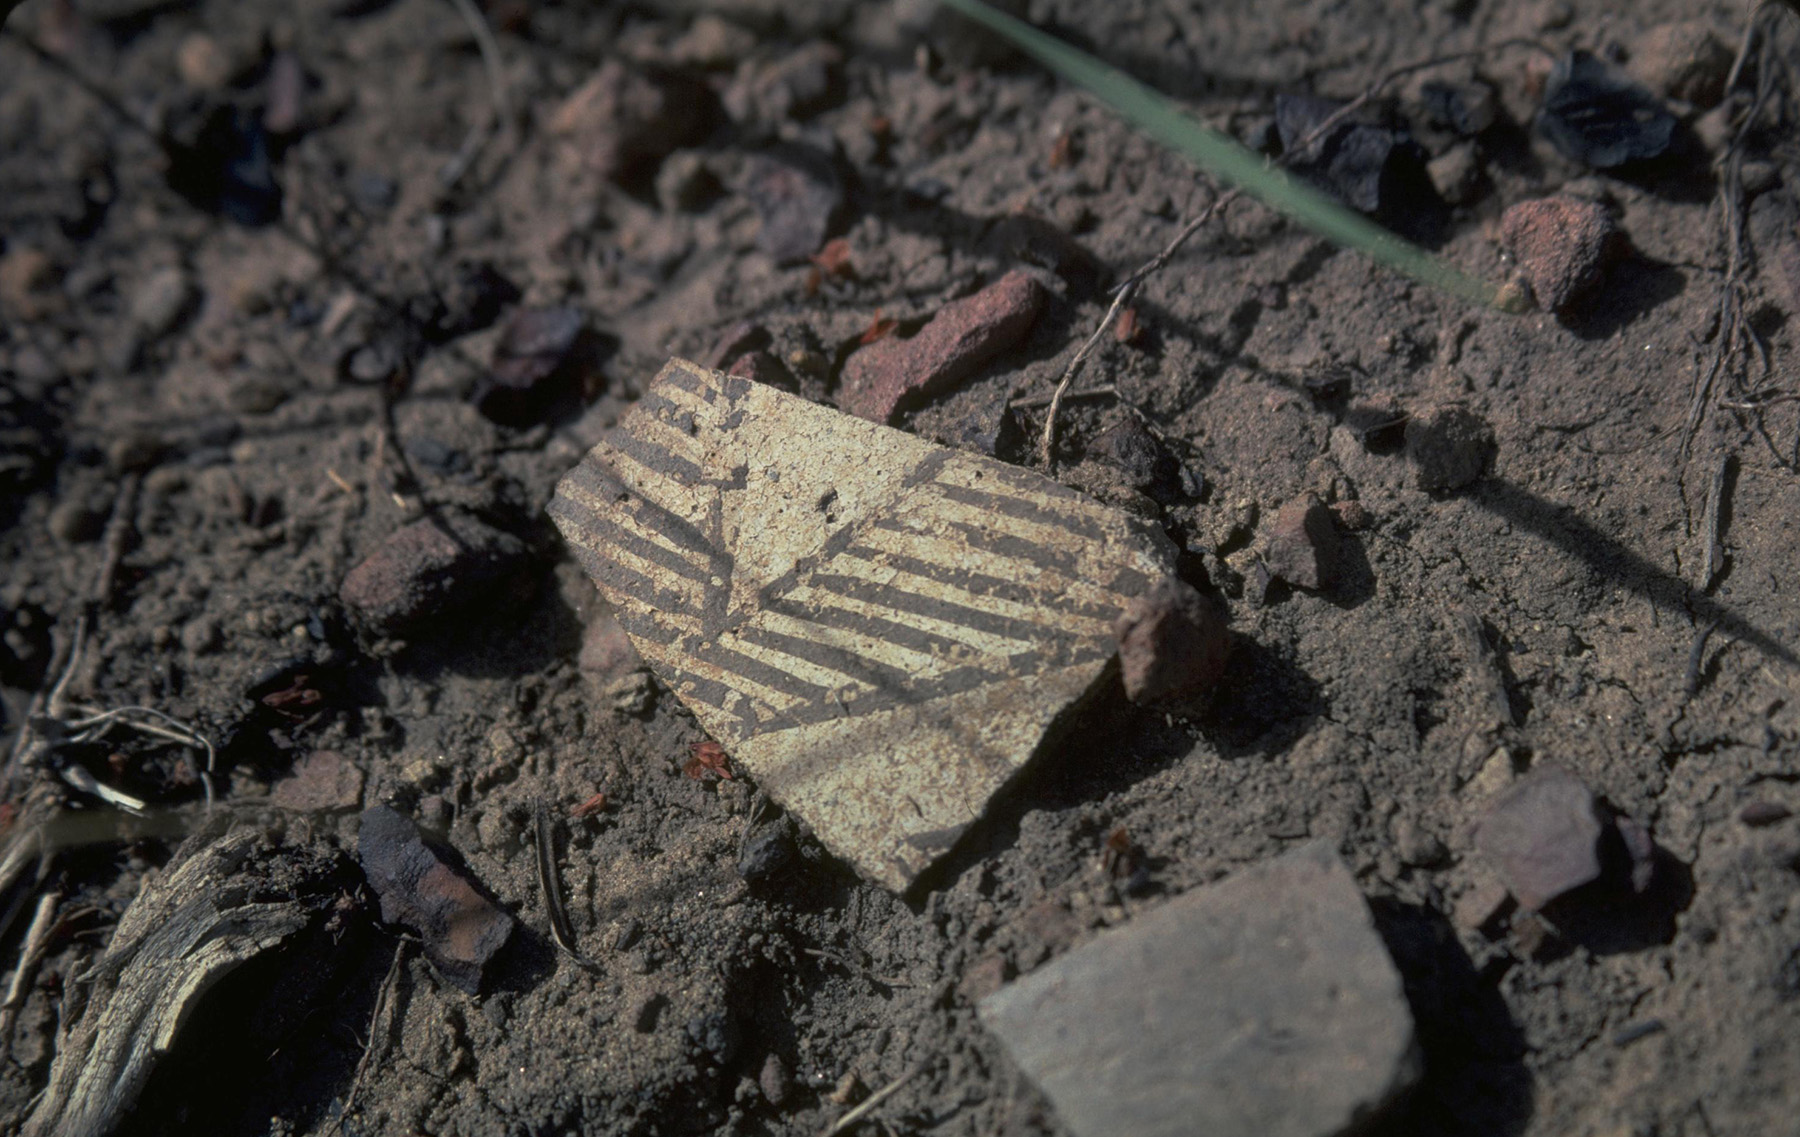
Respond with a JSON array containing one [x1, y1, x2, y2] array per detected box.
[[871, 515, 1082, 576], [575, 510, 715, 588], [929, 482, 1106, 540], [734, 624, 913, 693], [767, 593, 969, 662], [843, 544, 1121, 624], [691, 641, 831, 705], [658, 366, 711, 400], [608, 427, 703, 487], [809, 573, 1045, 646], [574, 551, 696, 632], [969, 461, 1085, 502]]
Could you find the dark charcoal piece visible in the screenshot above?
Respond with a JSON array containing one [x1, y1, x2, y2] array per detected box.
[[164, 101, 283, 226], [1537, 51, 1676, 169], [1420, 79, 1498, 137], [358, 806, 515, 993], [1275, 94, 1431, 216]]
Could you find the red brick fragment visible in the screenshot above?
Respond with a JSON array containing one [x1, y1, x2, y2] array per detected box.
[[1264, 493, 1342, 591], [838, 271, 1047, 423]]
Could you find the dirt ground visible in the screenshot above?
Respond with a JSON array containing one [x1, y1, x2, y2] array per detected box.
[[2, 0, 1799, 1134]]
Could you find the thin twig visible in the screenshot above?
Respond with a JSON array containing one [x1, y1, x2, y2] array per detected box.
[[533, 798, 601, 970], [0, 890, 60, 1058], [1007, 384, 1115, 410], [339, 939, 407, 1134], [822, 1064, 927, 1137], [439, 0, 512, 189], [1698, 452, 1734, 591]]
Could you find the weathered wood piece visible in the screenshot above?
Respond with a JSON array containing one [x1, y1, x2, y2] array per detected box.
[[24, 829, 320, 1137], [549, 358, 1175, 890]]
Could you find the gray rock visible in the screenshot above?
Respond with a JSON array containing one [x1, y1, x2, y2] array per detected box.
[[129, 266, 195, 339], [979, 841, 1419, 1137]]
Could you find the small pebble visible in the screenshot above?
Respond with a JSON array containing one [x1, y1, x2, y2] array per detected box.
[[1475, 763, 1603, 911], [758, 1053, 792, 1108], [1263, 493, 1341, 592], [1538, 51, 1676, 169], [742, 143, 844, 265], [129, 266, 196, 338], [1629, 20, 1733, 107], [1501, 194, 1623, 314], [1739, 800, 1792, 827], [47, 499, 105, 545], [339, 512, 529, 635], [176, 32, 233, 89], [549, 60, 712, 186], [476, 306, 597, 427], [1113, 577, 1231, 715]]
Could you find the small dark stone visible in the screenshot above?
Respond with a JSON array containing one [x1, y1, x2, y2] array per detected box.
[[1089, 418, 1181, 497], [357, 805, 515, 993], [738, 821, 796, 883], [1276, 94, 1430, 215], [1113, 577, 1231, 715], [476, 306, 601, 427], [1264, 494, 1342, 592], [338, 511, 529, 635], [1739, 800, 1792, 827], [1475, 764, 1603, 911], [1537, 51, 1676, 169], [1404, 402, 1494, 492], [1420, 79, 1498, 137], [742, 144, 845, 265], [684, 1009, 742, 1067], [163, 100, 283, 227], [726, 350, 796, 390], [430, 261, 520, 343]]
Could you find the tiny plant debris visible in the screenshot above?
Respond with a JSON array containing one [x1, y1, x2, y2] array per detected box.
[[571, 791, 609, 818], [684, 740, 735, 781], [859, 311, 899, 345]]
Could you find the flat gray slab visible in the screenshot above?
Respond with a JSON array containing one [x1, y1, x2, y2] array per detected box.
[[979, 841, 1419, 1137], [549, 357, 1176, 891]]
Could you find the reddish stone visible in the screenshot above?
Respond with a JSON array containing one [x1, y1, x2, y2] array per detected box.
[[1475, 764, 1603, 911], [339, 512, 528, 635], [1500, 195, 1623, 314], [1264, 493, 1341, 591], [726, 350, 795, 388], [839, 271, 1047, 424], [476, 306, 600, 426], [1113, 578, 1231, 715], [358, 806, 515, 992]]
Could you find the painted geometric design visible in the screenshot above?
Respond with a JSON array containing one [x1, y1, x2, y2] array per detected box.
[[548, 358, 1175, 891]]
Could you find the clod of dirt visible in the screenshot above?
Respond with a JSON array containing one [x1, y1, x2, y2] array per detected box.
[[1475, 763, 1604, 911], [1501, 194, 1623, 314], [128, 265, 196, 340], [1427, 144, 1483, 206], [1537, 51, 1676, 169], [723, 41, 846, 130], [839, 270, 1047, 423], [476, 306, 601, 426], [1276, 94, 1429, 215], [548, 358, 1176, 891], [548, 61, 713, 186], [979, 841, 1418, 1137], [1419, 79, 1498, 137], [738, 819, 797, 884], [1113, 577, 1231, 715], [0, 247, 60, 321], [269, 749, 366, 812], [1629, 20, 1734, 108], [742, 143, 845, 265], [357, 805, 516, 994], [1263, 493, 1342, 591], [338, 511, 529, 635], [1403, 402, 1494, 492], [758, 1053, 792, 1108], [983, 212, 1107, 299]]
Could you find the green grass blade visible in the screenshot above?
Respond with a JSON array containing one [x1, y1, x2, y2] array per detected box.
[[935, 0, 1502, 308]]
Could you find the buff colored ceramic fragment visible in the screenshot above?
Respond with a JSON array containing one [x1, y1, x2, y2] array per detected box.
[[548, 358, 1176, 891]]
